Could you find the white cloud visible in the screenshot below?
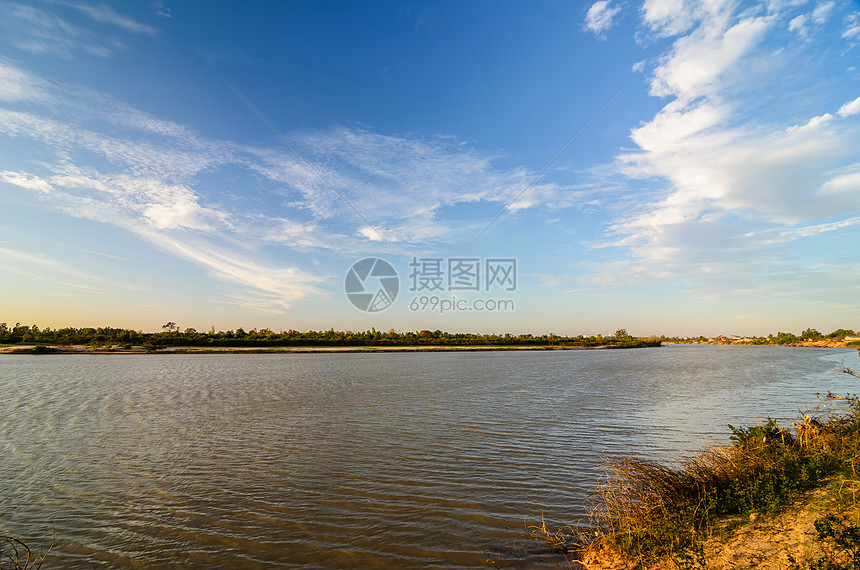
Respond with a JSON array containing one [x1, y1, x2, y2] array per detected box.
[[358, 226, 388, 242], [788, 13, 808, 35], [0, 170, 53, 193], [629, 100, 727, 154], [819, 168, 860, 196], [839, 96, 860, 117], [133, 230, 326, 310], [845, 13, 860, 42], [789, 1, 838, 38], [588, 0, 860, 298], [812, 1, 835, 24], [585, 1, 622, 37], [621, 107, 858, 233], [792, 112, 834, 130], [642, 0, 695, 36], [43, 167, 233, 233], [650, 12, 770, 101]]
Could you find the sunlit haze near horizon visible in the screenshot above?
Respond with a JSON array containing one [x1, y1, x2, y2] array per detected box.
[[1, 0, 858, 338]]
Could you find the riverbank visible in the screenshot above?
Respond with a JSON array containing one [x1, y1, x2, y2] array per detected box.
[[579, 485, 860, 569], [665, 339, 860, 348], [0, 342, 661, 355], [8, 339, 855, 354], [574, 360, 860, 569]]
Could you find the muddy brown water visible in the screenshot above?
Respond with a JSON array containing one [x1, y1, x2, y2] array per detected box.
[[1, 346, 857, 568]]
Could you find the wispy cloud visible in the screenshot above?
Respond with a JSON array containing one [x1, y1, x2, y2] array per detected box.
[[1, 1, 155, 59], [774, 216, 860, 241], [0, 60, 578, 312], [0, 245, 109, 293], [1, 169, 52, 192], [0, 58, 52, 102], [812, 1, 836, 24], [845, 12, 860, 44], [151, 1, 171, 19], [3, 3, 118, 58], [788, 0, 838, 38], [68, 2, 156, 35]]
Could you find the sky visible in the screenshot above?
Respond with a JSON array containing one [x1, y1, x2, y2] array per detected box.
[[0, 0, 858, 338]]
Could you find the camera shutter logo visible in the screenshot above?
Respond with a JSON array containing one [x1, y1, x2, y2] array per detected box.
[[344, 258, 400, 312]]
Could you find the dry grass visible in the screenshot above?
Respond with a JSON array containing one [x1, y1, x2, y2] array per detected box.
[[526, 514, 582, 553], [577, 392, 860, 568], [0, 534, 51, 570]]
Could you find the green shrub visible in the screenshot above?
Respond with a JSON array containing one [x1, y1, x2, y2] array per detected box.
[[589, 395, 860, 565], [812, 514, 860, 569]]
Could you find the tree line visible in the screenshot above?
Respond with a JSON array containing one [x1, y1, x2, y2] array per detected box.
[[662, 328, 857, 345], [0, 323, 657, 350]]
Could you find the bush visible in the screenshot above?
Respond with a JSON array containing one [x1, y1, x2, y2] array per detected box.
[[812, 514, 860, 569], [586, 394, 860, 565]]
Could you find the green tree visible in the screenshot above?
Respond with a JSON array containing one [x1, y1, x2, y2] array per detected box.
[[801, 328, 822, 341], [776, 331, 800, 345], [615, 328, 632, 340]]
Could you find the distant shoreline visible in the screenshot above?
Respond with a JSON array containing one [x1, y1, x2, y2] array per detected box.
[[0, 343, 660, 355], [663, 339, 859, 349], [4, 340, 856, 355]]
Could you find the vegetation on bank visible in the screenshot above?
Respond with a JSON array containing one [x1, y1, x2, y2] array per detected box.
[[2, 323, 856, 353], [541, 358, 860, 568], [0, 323, 658, 351], [664, 328, 859, 346]]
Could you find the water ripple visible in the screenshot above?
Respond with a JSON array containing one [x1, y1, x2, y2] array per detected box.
[[1, 346, 857, 567]]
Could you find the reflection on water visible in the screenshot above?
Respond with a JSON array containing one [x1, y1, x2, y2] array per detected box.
[[1, 346, 857, 568]]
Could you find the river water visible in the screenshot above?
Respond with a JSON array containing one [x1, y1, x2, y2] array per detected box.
[[1, 345, 858, 568]]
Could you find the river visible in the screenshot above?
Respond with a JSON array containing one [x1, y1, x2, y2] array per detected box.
[[1, 345, 858, 568]]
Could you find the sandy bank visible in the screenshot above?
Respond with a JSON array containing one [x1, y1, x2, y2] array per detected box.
[[580, 486, 860, 569]]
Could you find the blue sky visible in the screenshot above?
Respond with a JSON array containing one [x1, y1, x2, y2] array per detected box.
[[0, 0, 858, 337]]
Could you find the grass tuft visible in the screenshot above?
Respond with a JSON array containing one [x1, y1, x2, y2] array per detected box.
[[0, 534, 51, 570]]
